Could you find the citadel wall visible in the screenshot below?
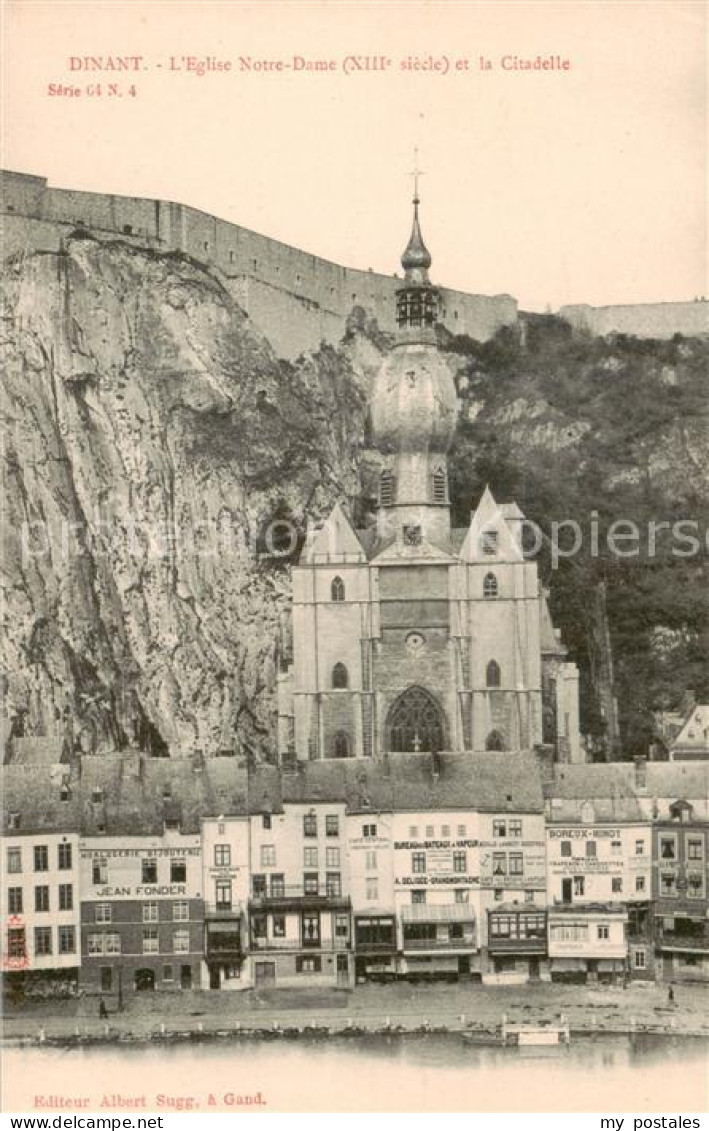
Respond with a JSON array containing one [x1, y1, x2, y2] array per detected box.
[[559, 301, 708, 340], [1, 170, 517, 358], [5, 171, 705, 353]]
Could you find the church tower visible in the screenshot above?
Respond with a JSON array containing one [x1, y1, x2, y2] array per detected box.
[[370, 190, 457, 547], [277, 185, 582, 765]]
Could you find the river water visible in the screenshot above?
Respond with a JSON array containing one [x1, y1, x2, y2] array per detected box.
[[3, 1035, 708, 1113]]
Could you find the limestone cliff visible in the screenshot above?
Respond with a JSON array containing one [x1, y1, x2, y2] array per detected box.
[[1, 236, 367, 758]]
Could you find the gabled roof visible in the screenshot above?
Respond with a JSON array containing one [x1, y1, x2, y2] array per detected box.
[[671, 705, 709, 755], [299, 501, 367, 565], [371, 533, 458, 565], [459, 486, 525, 564]]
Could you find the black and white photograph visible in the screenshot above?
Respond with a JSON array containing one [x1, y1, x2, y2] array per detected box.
[[1, 0, 707, 1117]]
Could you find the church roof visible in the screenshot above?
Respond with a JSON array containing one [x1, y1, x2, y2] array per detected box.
[[540, 592, 565, 655], [253, 753, 543, 815], [355, 526, 470, 562]]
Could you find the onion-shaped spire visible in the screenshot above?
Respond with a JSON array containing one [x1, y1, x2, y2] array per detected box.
[[401, 195, 432, 278]]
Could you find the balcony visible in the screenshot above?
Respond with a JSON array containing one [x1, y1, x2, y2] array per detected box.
[[354, 939, 398, 955], [250, 936, 351, 952], [403, 936, 476, 951], [487, 936, 547, 956], [249, 885, 351, 911], [657, 930, 709, 954]]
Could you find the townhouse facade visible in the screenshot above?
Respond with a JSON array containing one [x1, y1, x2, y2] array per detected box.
[[247, 769, 353, 990], [392, 808, 480, 982], [79, 835, 204, 996], [653, 800, 709, 983], [480, 809, 548, 983], [202, 814, 250, 991], [2, 766, 81, 995]]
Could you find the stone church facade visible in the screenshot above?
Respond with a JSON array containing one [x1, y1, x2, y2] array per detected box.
[[278, 195, 581, 764]]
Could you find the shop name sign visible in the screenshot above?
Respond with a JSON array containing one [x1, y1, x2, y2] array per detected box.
[[396, 874, 479, 887], [80, 847, 200, 858], [548, 829, 621, 840], [94, 884, 189, 898], [394, 839, 478, 850]]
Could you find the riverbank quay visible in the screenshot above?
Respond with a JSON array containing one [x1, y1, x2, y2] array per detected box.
[[4, 980, 708, 1045]]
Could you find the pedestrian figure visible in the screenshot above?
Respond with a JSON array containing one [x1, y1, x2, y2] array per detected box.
[[99, 997, 108, 1019], [668, 985, 675, 1005]]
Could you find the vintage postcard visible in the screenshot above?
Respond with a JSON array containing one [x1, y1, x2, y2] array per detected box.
[[1, 0, 707, 1118]]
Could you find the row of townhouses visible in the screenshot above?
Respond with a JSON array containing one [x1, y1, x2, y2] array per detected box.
[[2, 749, 707, 998]]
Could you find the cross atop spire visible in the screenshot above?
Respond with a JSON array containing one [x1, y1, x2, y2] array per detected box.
[[401, 150, 432, 280], [409, 146, 425, 204]]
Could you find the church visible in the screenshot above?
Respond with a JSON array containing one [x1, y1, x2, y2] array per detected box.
[[277, 192, 581, 764]]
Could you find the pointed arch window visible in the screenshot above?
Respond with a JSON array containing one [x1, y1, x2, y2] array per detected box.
[[380, 470, 394, 507], [332, 732, 351, 759], [331, 576, 345, 602], [432, 467, 446, 504], [332, 662, 349, 690], [386, 686, 445, 754], [486, 730, 505, 752], [486, 660, 501, 688], [483, 572, 499, 599]]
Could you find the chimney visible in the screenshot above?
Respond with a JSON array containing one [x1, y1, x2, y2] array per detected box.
[[634, 756, 647, 789], [681, 690, 696, 715]]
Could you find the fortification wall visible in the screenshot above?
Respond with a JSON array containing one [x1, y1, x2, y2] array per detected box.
[[1, 169, 517, 357], [560, 301, 709, 340]]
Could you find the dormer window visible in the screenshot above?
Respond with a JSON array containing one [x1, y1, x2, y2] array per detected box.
[[331, 576, 345, 602], [483, 572, 498, 599], [670, 800, 693, 823], [481, 530, 498, 556]]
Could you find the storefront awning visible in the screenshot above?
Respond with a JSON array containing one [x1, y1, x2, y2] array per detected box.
[[207, 920, 243, 935], [401, 903, 476, 923]]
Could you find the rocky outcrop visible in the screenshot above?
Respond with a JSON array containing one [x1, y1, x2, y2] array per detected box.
[[1, 237, 367, 758]]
